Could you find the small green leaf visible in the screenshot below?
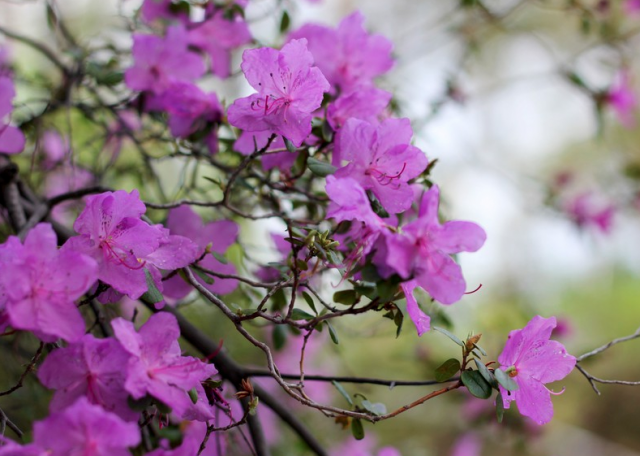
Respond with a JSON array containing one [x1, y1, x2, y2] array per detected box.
[[496, 391, 505, 423], [308, 157, 337, 177], [351, 418, 365, 440], [193, 267, 215, 285], [327, 321, 339, 345], [433, 326, 465, 347], [321, 118, 334, 142], [333, 290, 357, 305], [366, 190, 390, 218], [472, 343, 487, 357], [188, 388, 198, 404], [361, 400, 386, 416], [248, 397, 259, 415], [290, 308, 315, 321], [272, 324, 287, 351], [376, 279, 399, 303], [434, 358, 461, 382], [332, 380, 353, 406], [474, 359, 497, 388], [461, 370, 492, 399], [141, 269, 163, 303], [211, 251, 228, 264], [279, 10, 291, 33], [284, 137, 297, 153], [302, 291, 318, 315], [393, 308, 404, 338], [494, 368, 519, 392]]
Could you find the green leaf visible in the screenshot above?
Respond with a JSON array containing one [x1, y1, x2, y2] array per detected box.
[[327, 321, 339, 345], [321, 118, 334, 142], [333, 290, 357, 305], [494, 368, 519, 392], [393, 308, 404, 338], [434, 358, 461, 382], [290, 308, 315, 321], [366, 190, 390, 218], [308, 157, 337, 177], [474, 359, 497, 388], [211, 251, 228, 264], [188, 388, 198, 404], [461, 371, 492, 399], [332, 380, 353, 406], [284, 137, 297, 153], [351, 418, 365, 440], [193, 267, 215, 285], [361, 400, 386, 416], [272, 325, 287, 351], [376, 279, 399, 303], [496, 392, 505, 423], [301, 291, 318, 315], [433, 326, 465, 347], [279, 10, 291, 33], [141, 269, 163, 303]]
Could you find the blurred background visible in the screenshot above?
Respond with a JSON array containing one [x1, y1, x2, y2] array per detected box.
[[1, 0, 640, 455]]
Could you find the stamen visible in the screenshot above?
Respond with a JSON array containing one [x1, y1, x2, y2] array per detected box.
[[464, 284, 483, 295]]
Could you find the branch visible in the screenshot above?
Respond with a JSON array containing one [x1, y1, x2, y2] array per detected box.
[[0, 407, 23, 439], [0, 25, 69, 74], [577, 326, 640, 362], [0, 342, 45, 396]]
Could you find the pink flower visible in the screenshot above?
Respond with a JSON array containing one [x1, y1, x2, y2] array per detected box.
[[0, 76, 25, 154], [625, 0, 640, 14], [63, 190, 200, 300], [140, 0, 190, 25], [450, 432, 481, 456], [188, 7, 252, 79], [227, 39, 330, 147], [564, 192, 614, 234], [163, 205, 240, 298], [125, 26, 205, 94], [326, 87, 391, 130], [33, 397, 140, 456], [326, 175, 386, 228], [40, 130, 69, 168], [289, 12, 393, 93], [498, 316, 576, 425], [112, 312, 218, 420], [0, 223, 97, 342], [37, 334, 137, 421], [381, 185, 486, 305], [334, 118, 428, 214], [606, 70, 637, 128]]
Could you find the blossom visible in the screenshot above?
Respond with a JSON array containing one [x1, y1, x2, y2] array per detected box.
[[0, 223, 97, 342], [62, 190, 200, 300], [163, 205, 239, 298], [188, 7, 252, 79], [147, 421, 225, 456], [112, 312, 218, 420], [289, 12, 393, 93], [625, 0, 640, 14], [450, 432, 481, 456], [381, 185, 486, 305], [497, 315, 576, 425], [326, 175, 385, 228], [326, 87, 391, 130], [140, 0, 190, 25], [125, 26, 205, 94], [227, 39, 330, 147], [40, 130, 69, 168], [0, 76, 25, 154], [563, 192, 614, 234], [37, 334, 137, 421], [33, 397, 140, 456], [334, 118, 428, 214], [606, 70, 637, 128]]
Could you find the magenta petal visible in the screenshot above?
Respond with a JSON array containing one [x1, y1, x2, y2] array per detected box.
[[401, 281, 430, 336], [416, 253, 465, 305], [0, 125, 25, 154], [508, 374, 554, 425], [436, 221, 487, 254]]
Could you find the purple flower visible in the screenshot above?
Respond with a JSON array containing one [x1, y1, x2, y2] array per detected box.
[[125, 26, 205, 94], [326, 175, 385, 228], [450, 432, 482, 456], [188, 8, 252, 79], [381, 185, 486, 305], [289, 12, 393, 93], [498, 316, 576, 425], [163, 205, 239, 298], [33, 397, 140, 456], [0, 76, 25, 155], [62, 190, 200, 300], [37, 334, 137, 421], [0, 223, 97, 342], [140, 0, 190, 25], [625, 0, 640, 13], [334, 118, 428, 214], [606, 70, 637, 128], [326, 87, 391, 130], [227, 39, 330, 147], [112, 312, 218, 420], [564, 192, 614, 234]]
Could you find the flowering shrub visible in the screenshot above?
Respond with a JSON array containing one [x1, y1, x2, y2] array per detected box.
[[0, 1, 639, 455]]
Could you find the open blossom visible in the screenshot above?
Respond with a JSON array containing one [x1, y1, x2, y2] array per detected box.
[[37, 334, 137, 421], [326, 87, 391, 130], [382, 185, 486, 305], [498, 316, 576, 425], [563, 192, 614, 234], [227, 39, 330, 147], [289, 12, 393, 93], [0, 223, 97, 342], [62, 190, 199, 300], [163, 205, 240, 299], [0, 76, 25, 154], [606, 70, 637, 128], [125, 26, 205, 94], [334, 118, 428, 214], [188, 6, 252, 79], [112, 312, 218, 420]]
